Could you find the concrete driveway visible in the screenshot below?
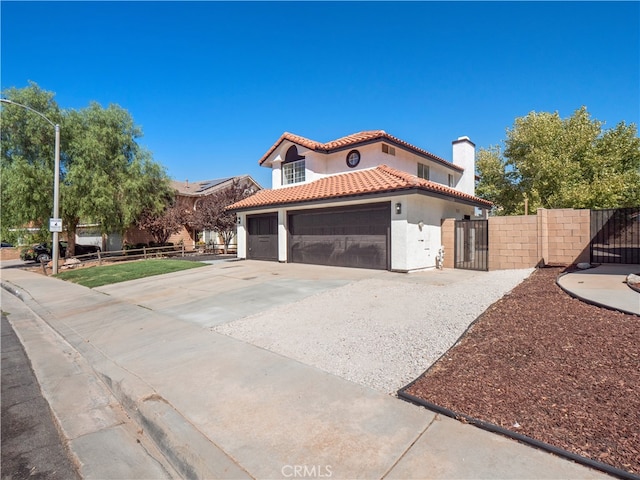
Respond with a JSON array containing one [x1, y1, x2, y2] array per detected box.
[[95, 260, 384, 326], [97, 259, 533, 393]]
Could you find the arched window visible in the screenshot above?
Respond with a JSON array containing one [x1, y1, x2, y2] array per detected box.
[[282, 145, 305, 185]]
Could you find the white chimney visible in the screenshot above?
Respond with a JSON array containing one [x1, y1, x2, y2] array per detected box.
[[452, 136, 475, 196]]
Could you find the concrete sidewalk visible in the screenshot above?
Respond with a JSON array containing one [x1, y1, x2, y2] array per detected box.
[[1, 266, 611, 479], [557, 264, 640, 316]]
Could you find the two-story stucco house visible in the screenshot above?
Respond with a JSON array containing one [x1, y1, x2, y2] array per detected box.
[[228, 130, 492, 272]]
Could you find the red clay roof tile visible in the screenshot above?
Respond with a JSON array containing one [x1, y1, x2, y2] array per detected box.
[[228, 165, 492, 211], [259, 130, 463, 172]]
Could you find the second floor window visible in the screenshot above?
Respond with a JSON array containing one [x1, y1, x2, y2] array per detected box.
[[283, 159, 305, 185], [417, 163, 430, 180], [282, 145, 306, 185]]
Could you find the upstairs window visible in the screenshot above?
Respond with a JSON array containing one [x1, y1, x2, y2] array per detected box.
[[283, 159, 305, 185], [282, 146, 306, 185], [382, 144, 396, 156], [448, 174, 455, 187], [417, 163, 430, 180]]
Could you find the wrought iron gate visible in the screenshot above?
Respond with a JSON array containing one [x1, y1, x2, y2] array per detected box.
[[590, 207, 640, 264], [454, 220, 488, 271]]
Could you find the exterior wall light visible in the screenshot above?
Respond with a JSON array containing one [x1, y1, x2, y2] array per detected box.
[[395, 203, 402, 214]]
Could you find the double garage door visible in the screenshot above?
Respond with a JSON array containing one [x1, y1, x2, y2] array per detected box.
[[247, 203, 391, 270]]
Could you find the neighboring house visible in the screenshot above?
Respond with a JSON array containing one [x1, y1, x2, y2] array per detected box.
[[228, 130, 492, 272], [166, 175, 261, 249], [117, 175, 260, 251]]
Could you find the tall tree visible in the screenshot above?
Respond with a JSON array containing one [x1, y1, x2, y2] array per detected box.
[[1, 82, 63, 243], [62, 102, 173, 254], [476, 107, 640, 215], [1, 83, 173, 253], [192, 179, 255, 253]]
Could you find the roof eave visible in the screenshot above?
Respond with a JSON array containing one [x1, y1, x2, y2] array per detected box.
[[228, 185, 492, 213]]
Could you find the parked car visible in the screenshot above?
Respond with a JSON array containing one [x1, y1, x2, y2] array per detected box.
[[1, 242, 14, 248], [64, 242, 101, 257], [20, 242, 100, 263], [20, 243, 62, 263]]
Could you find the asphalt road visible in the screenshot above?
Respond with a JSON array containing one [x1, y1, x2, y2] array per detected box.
[[1, 313, 80, 480]]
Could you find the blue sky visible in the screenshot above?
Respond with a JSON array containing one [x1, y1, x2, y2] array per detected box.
[[2, 1, 638, 189]]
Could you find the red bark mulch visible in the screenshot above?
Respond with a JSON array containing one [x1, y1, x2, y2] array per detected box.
[[405, 267, 640, 475]]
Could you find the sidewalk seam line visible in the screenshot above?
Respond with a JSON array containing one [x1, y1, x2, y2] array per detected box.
[[380, 412, 438, 480]]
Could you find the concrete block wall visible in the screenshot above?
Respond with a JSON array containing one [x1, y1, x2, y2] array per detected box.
[[441, 208, 591, 270], [441, 218, 455, 269], [488, 215, 538, 270], [540, 208, 590, 265]]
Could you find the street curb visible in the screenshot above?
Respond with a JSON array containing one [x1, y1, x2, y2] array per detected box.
[[2, 280, 251, 480], [94, 364, 250, 480], [1, 284, 177, 479]]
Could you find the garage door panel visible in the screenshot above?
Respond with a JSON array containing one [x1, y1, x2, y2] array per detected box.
[[288, 203, 390, 270], [290, 235, 387, 268], [247, 214, 278, 261]]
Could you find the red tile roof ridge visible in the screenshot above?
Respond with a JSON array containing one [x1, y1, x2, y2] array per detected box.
[[322, 130, 387, 149], [258, 130, 463, 172]]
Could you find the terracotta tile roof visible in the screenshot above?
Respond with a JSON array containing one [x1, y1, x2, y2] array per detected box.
[[228, 165, 492, 211], [259, 130, 463, 172]]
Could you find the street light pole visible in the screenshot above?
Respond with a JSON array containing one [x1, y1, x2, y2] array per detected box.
[[0, 98, 62, 274], [52, 124, 61, 274]]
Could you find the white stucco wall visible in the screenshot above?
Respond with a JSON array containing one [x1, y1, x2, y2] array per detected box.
[[277, 209, 287, 262], [390, 195, 476, 272], [236, 214, 247, 258], [265, 140, 465, 192], [452, 137, 475, 196], [271, 155, 283, 189]]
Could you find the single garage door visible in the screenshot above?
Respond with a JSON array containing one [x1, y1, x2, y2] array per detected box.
[[247, 213, 278, 261], [288, 203, 390, 270]]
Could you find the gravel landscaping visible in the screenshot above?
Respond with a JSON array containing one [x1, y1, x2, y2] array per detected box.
[[214, 267, 533, 394], [404, 267, 640, 476]]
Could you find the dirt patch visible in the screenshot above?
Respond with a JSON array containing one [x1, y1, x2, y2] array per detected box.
[[405, 267, 639, 475]]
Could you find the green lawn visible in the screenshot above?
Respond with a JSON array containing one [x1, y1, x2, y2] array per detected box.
[[54, 259, 207, 288]]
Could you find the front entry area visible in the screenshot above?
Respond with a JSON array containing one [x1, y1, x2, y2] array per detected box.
[[247, 213, 278, 261], [454, 219, 488, 271], [288, 203, 391, 270]]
